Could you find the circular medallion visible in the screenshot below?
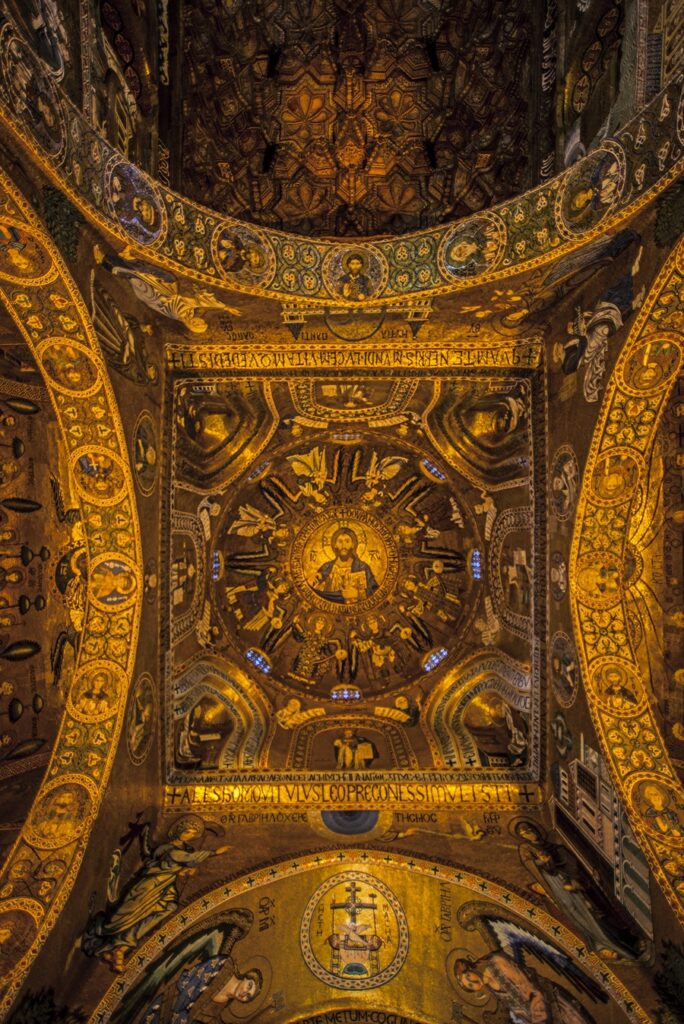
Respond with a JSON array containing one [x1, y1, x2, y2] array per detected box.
[[67, 660, 125, 723], [591, 658, 647, 716], [291, 507, 398, 614], [318, 810, 381, 836], [132, 410, 158, 496], [24, 777, 95, 849], [590, 448, 642, 506], [549, 445, 579, 521], [217, 435, 479, 697], [550, 631, 580, 708], [104, 159, 166, 245], [0, 220, 53, 285], [322, 245, 389, 302], [212, 222, 276, 286], [438, 213, 506, 280], [89, 553, 138, 611], [127, 672, 156, 765], [556, 143, 625, 236], [300, 871, 409, 989], [619, 335, 682, 395], [550, 551, 567, 601], [71, 446, 127, 506], [0, 29, 66, 160], [630, 775, 684, 845], [0, 903, 39, 978], [575, 550, 623, 609], [39, 337, 101, 396]]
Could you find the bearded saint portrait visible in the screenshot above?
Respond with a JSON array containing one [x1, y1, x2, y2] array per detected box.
[[309, 527, 378, 604]]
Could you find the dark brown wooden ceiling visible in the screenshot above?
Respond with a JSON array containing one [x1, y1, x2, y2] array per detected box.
[[178, 0, 545, 235]]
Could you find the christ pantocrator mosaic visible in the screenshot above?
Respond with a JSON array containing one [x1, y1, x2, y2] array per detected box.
[[217, 436, 481, 698]]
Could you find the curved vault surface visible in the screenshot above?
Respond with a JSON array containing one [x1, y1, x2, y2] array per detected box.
[[0, 11, 680, 304], [0, 169, 142, 1015], [0, 5, 683, 1015]]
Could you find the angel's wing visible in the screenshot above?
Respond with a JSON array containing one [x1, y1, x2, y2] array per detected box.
[[485, 916, 606, 1002], [111, 910, 255, 1024], [50, 474, 80, 524], [105, 848, 122, 905], [543, 228, 637, 287], [287, 446, 326, 481], [449, 497, 464, 527], [228, 503, 276, 536], [377, 455, 407, 480]]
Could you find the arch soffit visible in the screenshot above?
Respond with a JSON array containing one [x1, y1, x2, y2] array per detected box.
[[570, 238, 684, 923], [0, 15, 680, 306], [0, 168, 142, 1014]]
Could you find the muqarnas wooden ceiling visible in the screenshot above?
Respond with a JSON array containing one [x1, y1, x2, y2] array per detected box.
[[179, 0, 547, 235]]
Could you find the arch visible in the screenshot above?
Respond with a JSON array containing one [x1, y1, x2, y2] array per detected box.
[[0, 11, 679, 305], [424, 651, 535, 777], [93, 849, 650, 1023], [0, 168, 142, 1014], [169, 657, 272, 778], [569, 238, 684, 922]]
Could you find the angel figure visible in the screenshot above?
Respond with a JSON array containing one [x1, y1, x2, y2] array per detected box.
[[474, 491, 497, 540], [452, 916, 607, 1024], [286, 446, 331, 504], [291, 614, 347, 684], [31, 0, 71, 80], [349, 615, 398, 682], [380, 815, 484, 843], [356, 450, 407, 504], [474, 595, 501, 646], [514, 820, 648, 961], [95, 247, 239, 334], [553, 245, 644, 402], [228, 504, 288, 545], [395, 521, 440, 546], [92, 282, 159, 385], [276, 698, 325, 730], [449, 496, 465, 528], [81, 816, 230, 973], [197, 496, 221, 541], [242, 571, 289, 634], [374, 694, 422, 726], [109, 911, 264, 1024]]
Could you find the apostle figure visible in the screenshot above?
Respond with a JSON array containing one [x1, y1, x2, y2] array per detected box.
[[339, 253, 371, 300]]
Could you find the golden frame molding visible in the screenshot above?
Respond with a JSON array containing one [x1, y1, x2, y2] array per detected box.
[[570, 238, 684, 923], [0, 168, 142, 1014]]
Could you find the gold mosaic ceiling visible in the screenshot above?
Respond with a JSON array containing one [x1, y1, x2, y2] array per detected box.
[[179, 0, 542, 235]]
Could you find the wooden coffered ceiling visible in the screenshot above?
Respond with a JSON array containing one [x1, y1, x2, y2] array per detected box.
[[178, 0, 547, 235]]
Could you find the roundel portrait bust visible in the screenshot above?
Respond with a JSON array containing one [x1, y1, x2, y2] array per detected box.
[[311, 525, 378, 602], [292, 509, 398, 613], [216, 434, 481, 698]]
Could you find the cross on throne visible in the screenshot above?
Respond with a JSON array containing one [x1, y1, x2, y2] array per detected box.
[[326, 880, 383, 979]]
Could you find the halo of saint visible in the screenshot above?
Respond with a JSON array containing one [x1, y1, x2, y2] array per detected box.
[[292, 509, 398, 614]]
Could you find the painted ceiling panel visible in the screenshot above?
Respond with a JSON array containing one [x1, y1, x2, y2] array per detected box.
[[179, 0, 543, 235], [164, 367, 540, 795]]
